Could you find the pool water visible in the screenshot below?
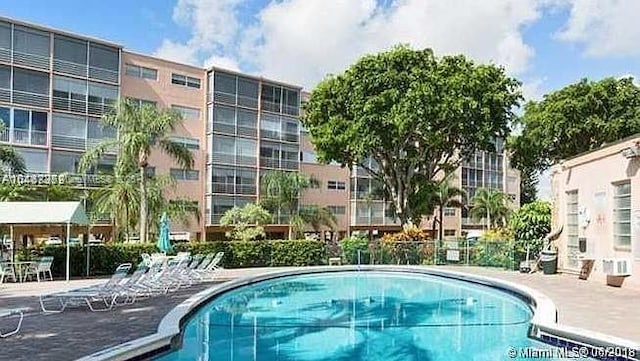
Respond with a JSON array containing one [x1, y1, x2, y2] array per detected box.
[[156, 271, 591, 361]]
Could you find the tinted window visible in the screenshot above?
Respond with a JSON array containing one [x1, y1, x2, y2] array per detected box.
[[89, 43, 119, 71], [0, 22, 10, 50], [13, 26, 49, 57], [0, 65, 9, 89], [54, 35, 88, 64], [13, 68, 49, 94]]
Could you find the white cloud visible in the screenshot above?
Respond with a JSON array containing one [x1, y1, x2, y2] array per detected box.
[[556, 0, 640, 57], [158, 0, 549, 88], [154, 39, 198, 65], [240, 0, 543, 87], [203, 54, 240, 72], [154, 0, 241, 66], [521, 77, 547, 102]]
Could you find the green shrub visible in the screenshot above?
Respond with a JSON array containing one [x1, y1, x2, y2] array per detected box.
[[509, 200, 551, 262], [31, 239, 327, 278], [380, 227, 431, 265], [472, 229, 515, 269], [340, 236, 370, 264]]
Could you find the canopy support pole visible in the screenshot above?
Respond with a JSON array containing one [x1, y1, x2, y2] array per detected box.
[[9, 224, 14, 262], [66, 222, 71, 282]]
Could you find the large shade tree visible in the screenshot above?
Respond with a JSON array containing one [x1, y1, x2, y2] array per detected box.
[[303, 45, 521, 226], [80, 99, 194, 243], [509, 77, 640, 176]]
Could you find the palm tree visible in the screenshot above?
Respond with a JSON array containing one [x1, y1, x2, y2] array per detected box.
[[80, 99, 194, 243], [86, 169, 140, 242], [469, 187, 511, 229], [0, 123, 26, 175], [431, 174, 466, 240], [299, 205, 337, 234], [260, 170, 316, 240], [146, 174, 201, 231]]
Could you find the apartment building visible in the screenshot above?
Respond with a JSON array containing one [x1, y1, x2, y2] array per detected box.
[[0, 16, 519, 243]]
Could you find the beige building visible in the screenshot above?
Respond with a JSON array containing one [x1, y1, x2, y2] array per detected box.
[[551, 134, 640, 288], [0, 15, 520, 244]]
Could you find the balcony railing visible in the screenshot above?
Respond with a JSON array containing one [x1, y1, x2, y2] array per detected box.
[[88, 101, 115, 116], [13, 50, 50, 70], [12, 90, 49, 108], [53, 96, 87, 113], [0, 87, 9, 103], [237, 126, 257, 137], [0, 47, 10, 63], [89, 66, 119, 83], [260, 157, 279, 168], [0, 129, 7, 142], [12, 129, 29, 144], [53, 58, 88, 78]]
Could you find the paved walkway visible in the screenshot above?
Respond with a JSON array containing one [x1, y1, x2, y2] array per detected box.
[[0, 266, 638, 360]]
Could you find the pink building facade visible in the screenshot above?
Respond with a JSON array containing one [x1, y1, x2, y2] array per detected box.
[[551, 135, 640, 288]]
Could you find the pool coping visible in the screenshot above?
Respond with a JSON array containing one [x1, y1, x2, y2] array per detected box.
[[79, 265, 640, 361]]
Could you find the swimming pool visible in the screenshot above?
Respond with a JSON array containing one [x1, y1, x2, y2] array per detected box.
[[155, 271, 592, 361]]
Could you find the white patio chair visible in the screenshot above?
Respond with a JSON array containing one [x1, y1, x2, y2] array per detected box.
[[0, 261, 16, 283], [22, 256, 54, 282], [39, 263, 132, 313], [0, 308, 28, 338]]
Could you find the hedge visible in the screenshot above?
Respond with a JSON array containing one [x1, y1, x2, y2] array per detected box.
[[28, 239, 326, 279]]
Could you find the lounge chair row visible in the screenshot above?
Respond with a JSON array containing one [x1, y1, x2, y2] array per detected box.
[[38, 252, 224, 313]]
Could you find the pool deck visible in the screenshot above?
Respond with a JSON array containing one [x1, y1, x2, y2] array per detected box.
[[0, 266, 638, 360]]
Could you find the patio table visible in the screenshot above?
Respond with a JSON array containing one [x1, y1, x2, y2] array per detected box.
[[5, 261, 37, 283]]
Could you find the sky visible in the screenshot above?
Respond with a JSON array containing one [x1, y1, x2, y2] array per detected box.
[[1, 0, 640, 198]]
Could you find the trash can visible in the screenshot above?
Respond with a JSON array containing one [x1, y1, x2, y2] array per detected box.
[[541, 250, 558, 275]]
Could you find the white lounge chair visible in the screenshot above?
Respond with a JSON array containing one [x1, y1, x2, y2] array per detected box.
[[39, 263, 132, 313], [0, 308, 27, 338]]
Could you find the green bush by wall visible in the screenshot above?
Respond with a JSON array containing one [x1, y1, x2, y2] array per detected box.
[[30, 239, 326, 278]]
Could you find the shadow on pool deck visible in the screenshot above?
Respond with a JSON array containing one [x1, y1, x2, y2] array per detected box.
[[1, 266, 639, 360], [0, 282, 216, 361]]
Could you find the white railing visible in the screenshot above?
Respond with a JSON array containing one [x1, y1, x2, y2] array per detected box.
[[53, 58, 88, 77], [89, 66, 119, 83], [30, 130, 47, 145], [13, 50, 50, 70], [12, 90, 48, 108]]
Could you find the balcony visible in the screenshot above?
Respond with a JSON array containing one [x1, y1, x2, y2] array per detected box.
[[53, 58, 88, 78], [89, 66, 118, 84], [236, 184, 257, 195], [88, 101, 115, 116], [13, 50, 50, 70], [0, 87, 9, 103], [0, 129, 7, 142], [281, 159, 298, 170], [53, 96, 87, 113], [0, 47, 9, 63], [260, 157, 279, 168], [12, 90, 48, 108]]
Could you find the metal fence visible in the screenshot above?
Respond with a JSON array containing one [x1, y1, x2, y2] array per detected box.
[[343, 238, 518, 270]]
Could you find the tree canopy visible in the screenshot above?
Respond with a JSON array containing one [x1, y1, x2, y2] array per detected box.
[[303, 45, 521, 226], [509, 77, 640, 173]]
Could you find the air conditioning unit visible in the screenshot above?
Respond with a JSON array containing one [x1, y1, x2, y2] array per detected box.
[[602, 258, 632, 276], [621, 144, 640, 159]]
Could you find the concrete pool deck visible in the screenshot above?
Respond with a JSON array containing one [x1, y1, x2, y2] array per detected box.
[[0, 266, 638, 360]]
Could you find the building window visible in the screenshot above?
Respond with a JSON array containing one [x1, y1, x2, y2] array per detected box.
[[172, 73, 201, 89], [566, 190, 579, 268], [444, 229, 456, 237], [170, 168, 199, 181], [261, 84, 282, 113], [171, 105, 200, 120], [613, 182, 631, 247], [327, 205, 346, 215], [128, 97, 157, 108], [444, 208, 456, 217], [169, 136, 200, 150], [300, 151, 317, 163], [328, 180, 346, 191], [124, 64, 158, 80], [15, 147, 47, 173]]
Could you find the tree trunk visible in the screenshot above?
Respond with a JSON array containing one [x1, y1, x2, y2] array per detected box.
[[438, 206, 444, 240], [139, 166, 147, 243], [486, 209, 491, 230]]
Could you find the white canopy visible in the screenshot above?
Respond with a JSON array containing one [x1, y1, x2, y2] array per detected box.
[[0, 201, 89, 225], [0, 201, 90, 281]]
